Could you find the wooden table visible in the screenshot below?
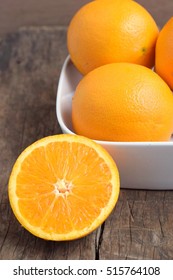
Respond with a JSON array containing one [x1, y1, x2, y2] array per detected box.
[[1, 3, 173, 260]]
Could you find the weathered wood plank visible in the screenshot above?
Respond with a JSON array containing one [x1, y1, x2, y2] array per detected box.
[[100, 190, 173, 259], [0, 27, 97, 260]]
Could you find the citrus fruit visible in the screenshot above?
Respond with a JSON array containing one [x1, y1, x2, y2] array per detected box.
[[155, 17, 173, 90], [8, 134, 120, 240], [72, 63, 173, 142], [67, 0, 159, 75]]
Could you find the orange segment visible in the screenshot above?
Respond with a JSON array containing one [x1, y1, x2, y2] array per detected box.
[[8, 134, 120, 240]]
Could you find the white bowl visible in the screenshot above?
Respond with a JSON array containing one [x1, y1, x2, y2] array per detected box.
[[56, 56, 173, 190]]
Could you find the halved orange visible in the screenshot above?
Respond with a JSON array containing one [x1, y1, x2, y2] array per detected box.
[[8, 134, 120, 240]]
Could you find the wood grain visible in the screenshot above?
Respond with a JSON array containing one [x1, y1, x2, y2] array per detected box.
[[1, 27, 173, 260], [0, 0, 173, 37], [100, 190, 173, 260]]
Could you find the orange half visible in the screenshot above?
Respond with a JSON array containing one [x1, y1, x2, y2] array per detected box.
[[8, 134, 120, 240]]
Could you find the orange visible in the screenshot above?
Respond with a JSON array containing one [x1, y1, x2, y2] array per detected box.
[[72, 63, 173, 142], [8, 134, 120, 240], [155, 17, 173, 90], [67, 0, 159, 75]]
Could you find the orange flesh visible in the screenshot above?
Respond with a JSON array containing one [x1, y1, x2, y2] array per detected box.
[[15, 142, 113, 234]]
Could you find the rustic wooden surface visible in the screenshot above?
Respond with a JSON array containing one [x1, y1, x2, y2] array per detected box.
[[1, 23, 173, 259]]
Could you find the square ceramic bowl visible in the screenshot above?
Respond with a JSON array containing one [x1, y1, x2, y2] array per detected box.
[[56, 56, 173, 190]]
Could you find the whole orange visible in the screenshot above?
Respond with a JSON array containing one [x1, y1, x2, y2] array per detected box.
[[72, 63, 173, 142], [155, 17, 173, 90], [67, 0, 159, 75]]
